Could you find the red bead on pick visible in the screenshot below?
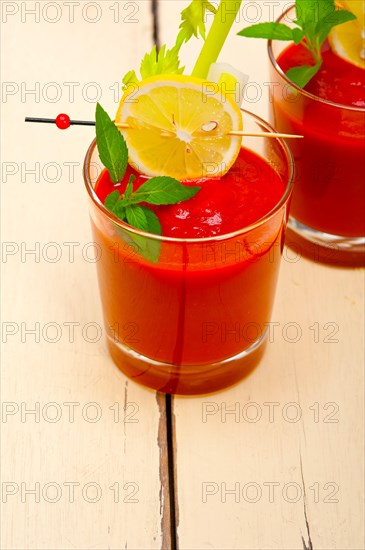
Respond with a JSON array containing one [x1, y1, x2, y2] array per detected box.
[[25, 114, 96, 128], [55, 114, 71, 130]]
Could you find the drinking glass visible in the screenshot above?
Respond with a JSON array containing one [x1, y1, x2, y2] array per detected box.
[[268, 5, 365, 265], [83, 109, 294, 394]]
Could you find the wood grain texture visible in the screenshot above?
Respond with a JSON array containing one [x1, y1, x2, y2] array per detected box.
[[1, 3, 167, 549], [171, 257, 364, 550], [2, 1, 364, 549], [157, 1, 365, 549]]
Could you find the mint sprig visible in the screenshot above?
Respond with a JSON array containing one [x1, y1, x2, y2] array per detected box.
[[104, 175, 200, 235], [238, 0, 356, 88], [95, 103, 201, 263]]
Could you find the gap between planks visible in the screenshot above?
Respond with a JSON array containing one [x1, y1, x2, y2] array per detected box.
[[156, 393, 179, 549]]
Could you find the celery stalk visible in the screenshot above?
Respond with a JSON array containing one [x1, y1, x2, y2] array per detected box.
[[192, 0, 243, 79]]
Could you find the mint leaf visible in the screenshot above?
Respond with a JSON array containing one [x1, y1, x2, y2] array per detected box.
[[115, 203, 162, 263], [292, 27, 305, 45], [104, 178, 200, 219], [104, 191, 126, 220], [140, 206, 162, 235], [95, 103, 128, 184], [238, 0, 356, 88], [104, 190, 120, 211], [316, 10, 356, 46], [103, 176, 200, 255], [104, 193, 162, 262], [296, 0, 334, 27], [238, 23, 296, 41], [114, 201, 127, 220], [133, 176, 201, 205], [125, 205, 148, 232], [121, 228, 161, 264], [125, 205, 162, 235], [286, 62, 322, 88]]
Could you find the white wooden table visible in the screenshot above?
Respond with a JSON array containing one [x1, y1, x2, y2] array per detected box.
[[1, 2, 364, 549]]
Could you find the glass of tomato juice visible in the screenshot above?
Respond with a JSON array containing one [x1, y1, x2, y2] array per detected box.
[[83, 109, 294, 395], [268, 6, 365, 265]]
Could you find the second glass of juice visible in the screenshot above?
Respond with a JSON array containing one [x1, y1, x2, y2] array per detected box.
[[268, 6, 365, 264], [84, 110, 294, 395]]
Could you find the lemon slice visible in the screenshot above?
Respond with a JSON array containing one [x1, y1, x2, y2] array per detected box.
[[116, 74, 243, 180], [328, 1, 365, 69]]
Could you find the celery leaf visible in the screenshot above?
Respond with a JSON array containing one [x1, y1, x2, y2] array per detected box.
[[140, 45, 184, 79], [176, 0, 217, 46]]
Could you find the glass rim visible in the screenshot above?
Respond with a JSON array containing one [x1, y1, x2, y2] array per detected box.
[[267, 4, 365, 113], [83, 108, 294, 244]]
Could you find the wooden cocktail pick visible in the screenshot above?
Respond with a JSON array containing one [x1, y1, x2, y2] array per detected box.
[[25, 114, 303, 139]]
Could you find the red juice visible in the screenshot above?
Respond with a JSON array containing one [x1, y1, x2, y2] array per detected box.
[[95, 150, 285, 239], [269, 40, 365, 238], [84, 109, 293, 394]]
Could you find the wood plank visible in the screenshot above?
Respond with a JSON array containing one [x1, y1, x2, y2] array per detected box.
[[172, 257, 364, 550], [1, 3, 169, 549], [158, 1, 364, 548]]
